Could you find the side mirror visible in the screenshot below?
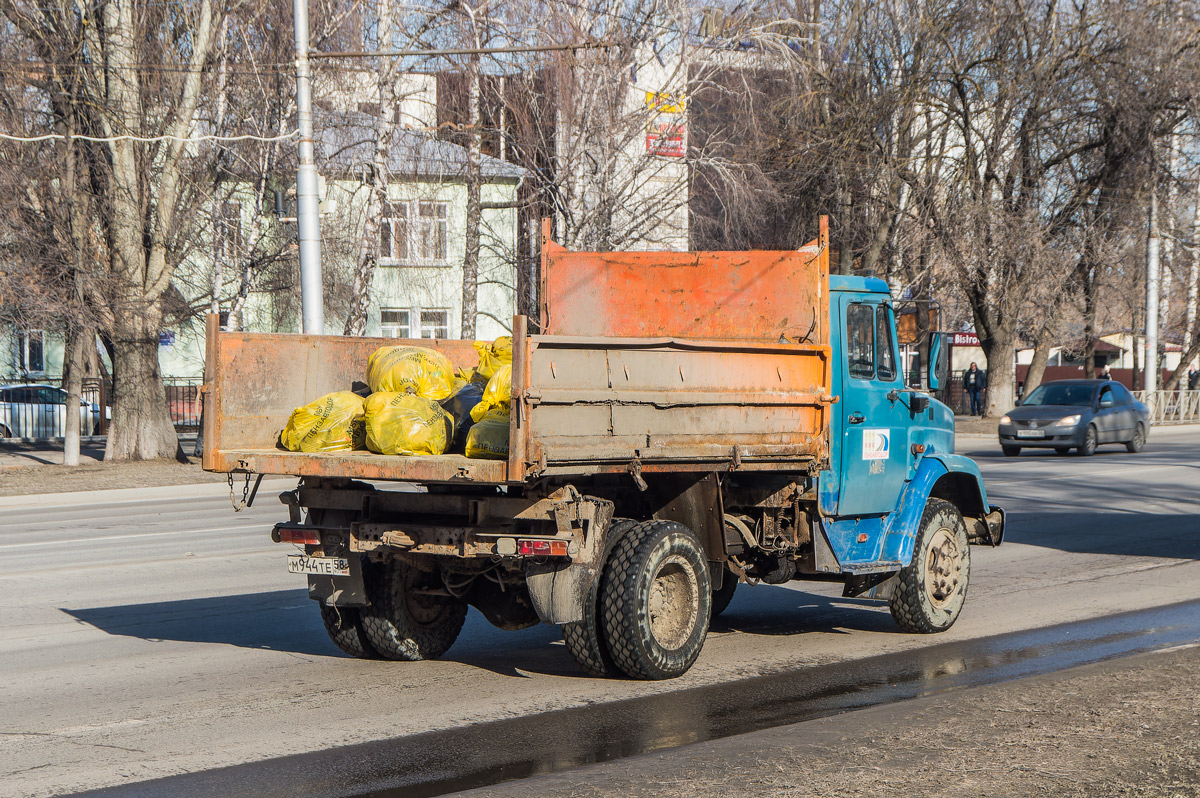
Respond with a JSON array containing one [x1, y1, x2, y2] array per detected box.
[[911, 394, 930, 414], [927, 333, 946, 391], [1100, 397, 1113, 409]]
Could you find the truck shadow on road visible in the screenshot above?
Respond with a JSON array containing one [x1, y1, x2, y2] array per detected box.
[[58, 584, 906, 678], [60, 588, 341, 658]]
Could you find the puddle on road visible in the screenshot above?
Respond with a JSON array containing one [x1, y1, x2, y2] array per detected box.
[[72, 598, 1200, 798]]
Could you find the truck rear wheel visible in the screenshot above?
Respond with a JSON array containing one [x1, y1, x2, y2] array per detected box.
[[362, 561, 467, 661], [561, 519, 637, 677], [309, 508, 378, 659], [600, 520, 711, 680], [319, 604, 378, 658], [889, 499, 970, 634]]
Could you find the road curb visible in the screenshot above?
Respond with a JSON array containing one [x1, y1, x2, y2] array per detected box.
[[0, 477, 298, 510]]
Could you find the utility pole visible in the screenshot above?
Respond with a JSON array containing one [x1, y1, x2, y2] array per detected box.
[[294, 0, 324, 334], [1145, 188, 1160, 398]]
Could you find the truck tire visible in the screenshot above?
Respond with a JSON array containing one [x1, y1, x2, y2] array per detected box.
[[319, 603, 378, 658], [309, 508, 379, 659], [889, 499, 970, 634], [710, 568, 738, 618], [600, 520, 711, 680], [361, 561, 467, 661], [561, 519, 638, 677]]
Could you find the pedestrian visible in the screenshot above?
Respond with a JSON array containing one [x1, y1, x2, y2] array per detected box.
[[1189, 366, 1199, 391], [1097, 363, 1111, 380], [963, 362, 987, 416]]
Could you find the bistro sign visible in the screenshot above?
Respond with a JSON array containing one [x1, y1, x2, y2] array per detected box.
[[951, 332, 981, 347]]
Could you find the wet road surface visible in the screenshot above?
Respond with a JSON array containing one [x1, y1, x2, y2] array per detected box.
[[69, 598, 1200, 798]]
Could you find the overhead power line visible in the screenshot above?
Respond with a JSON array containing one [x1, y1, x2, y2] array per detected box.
[[0, 130, 299, 144], [310, 40, 618, 60]]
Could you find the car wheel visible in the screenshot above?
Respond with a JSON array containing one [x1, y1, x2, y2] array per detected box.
[[1125, 424, 1146, 453], [1077, 425, 1098, 456], [1001, 445, 1021, 457]]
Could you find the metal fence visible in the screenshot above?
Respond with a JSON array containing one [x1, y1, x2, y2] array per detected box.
[[0, 376, 202, 440], [1132, 390, 1200, 425]]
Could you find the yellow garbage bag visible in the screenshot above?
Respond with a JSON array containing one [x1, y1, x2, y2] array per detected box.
[[465, 407, 510, 460], [470, 363, 512, 423], [367, 345, 456, 400], [364, 392, 453, 455], [473, 335, 513, 380], [281, 391, 366, 452]]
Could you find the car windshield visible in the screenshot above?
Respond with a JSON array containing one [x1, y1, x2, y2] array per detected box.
[[1021, 383, 1096, 407]]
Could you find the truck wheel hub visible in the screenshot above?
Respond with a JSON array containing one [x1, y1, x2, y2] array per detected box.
[[924, 526, 964, 607], [647, 554, 699, 650]]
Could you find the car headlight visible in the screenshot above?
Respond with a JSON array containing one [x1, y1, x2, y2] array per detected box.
[[1058, 414, 1081, 426], [999, 415, 1011, 425]]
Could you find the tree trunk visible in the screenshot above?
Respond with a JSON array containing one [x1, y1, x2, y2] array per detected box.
[[980, 330, 1015, 418], [62, 326, 87, 466], [1024, 336, 1052, 397], [461, 52, 482, 339], [344, 0, 394, 336], [104, 311, 184, 461]]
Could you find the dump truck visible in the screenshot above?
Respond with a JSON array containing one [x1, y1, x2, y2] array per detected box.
[[203, 217, 1004, 680]]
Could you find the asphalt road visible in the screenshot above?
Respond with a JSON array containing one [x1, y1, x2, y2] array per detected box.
[[2, 426, 1199, 798]]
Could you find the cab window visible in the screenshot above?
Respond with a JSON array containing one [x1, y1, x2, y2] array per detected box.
[[875, 307, 897, 382], [847, 304, 875, 379]]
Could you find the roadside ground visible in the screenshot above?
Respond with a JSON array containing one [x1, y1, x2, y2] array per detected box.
[[0, 436, 225, 497], [467, 644, 1200, 798]]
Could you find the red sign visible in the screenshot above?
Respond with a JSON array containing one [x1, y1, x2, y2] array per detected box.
[[951, 332, 980, 346], [646, 132, 686, 158]]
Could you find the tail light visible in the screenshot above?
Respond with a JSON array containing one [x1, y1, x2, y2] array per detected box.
[[274, 524, 321, 545], [518, 539, 569, 557]]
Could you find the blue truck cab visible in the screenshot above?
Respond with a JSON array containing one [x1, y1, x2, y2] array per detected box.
[[814, 275, 1004, 624]]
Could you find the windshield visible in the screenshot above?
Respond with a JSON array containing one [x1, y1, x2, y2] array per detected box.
[[1021, 383, 1095, 407]]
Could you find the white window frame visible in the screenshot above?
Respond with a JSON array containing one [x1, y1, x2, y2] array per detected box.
[[16, 329, 45, 374], [380, 308, 411, 338], [380, 200, 449, 265], [419, 309, 450, 339], [378, 307, 450, 339]]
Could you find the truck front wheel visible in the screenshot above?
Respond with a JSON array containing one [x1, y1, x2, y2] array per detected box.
[[889, 499, 970, 634], [600, 520, 711, 680], [361, 561, 467, 661]]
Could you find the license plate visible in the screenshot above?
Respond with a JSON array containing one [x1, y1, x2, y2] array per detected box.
[[287, 554, 351, 577], [1016, 429, 1045, 439]]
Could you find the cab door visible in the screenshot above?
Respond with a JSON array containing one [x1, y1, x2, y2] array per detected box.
[[837, 299, 911, 517]]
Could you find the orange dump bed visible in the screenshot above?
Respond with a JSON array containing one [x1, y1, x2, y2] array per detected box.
[[203, 221, 833, 484]]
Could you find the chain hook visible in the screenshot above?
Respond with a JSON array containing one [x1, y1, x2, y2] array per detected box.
[[228, 471, 251, 511]]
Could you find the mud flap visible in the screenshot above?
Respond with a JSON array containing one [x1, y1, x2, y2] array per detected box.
[[843, 571, 898, 601], [307, 554, 369, 607], [525, 562, 597, 624], [968, 505, 1005, 547]]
